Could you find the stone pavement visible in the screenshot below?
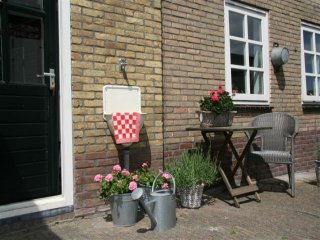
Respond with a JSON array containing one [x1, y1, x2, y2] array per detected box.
[[0, 170, 319, 240]]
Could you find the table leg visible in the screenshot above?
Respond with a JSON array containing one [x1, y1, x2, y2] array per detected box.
[[201, 129, 260, 207], [219, 130, 260, 206], [231, 130, 258, 176]]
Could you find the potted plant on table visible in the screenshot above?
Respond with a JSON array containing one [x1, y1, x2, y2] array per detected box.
[[198, 83, 236, 127], [166, 149, 219, 208], [93, 164, 138, 227]]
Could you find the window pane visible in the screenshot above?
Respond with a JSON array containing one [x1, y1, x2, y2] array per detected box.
[[231, 69, 246, 93], [230, 40, 245, 65], [249, 44, 262, 68], [318, 78, 320, 96], [303, 31, 313, 51], [248, 16, 261, 41], [250, 71, 263, 94], [305, 53, 314, 73], [229, 11, 244, 38], [306, 76, 315, 95], [8, 0, 43, 9], [9, 14, 44, 84], [317, 56, 320, 74], [316, 34, 320, 53]]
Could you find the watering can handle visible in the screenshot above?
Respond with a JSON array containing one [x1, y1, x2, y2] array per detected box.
[[151, 172, 176, 195]]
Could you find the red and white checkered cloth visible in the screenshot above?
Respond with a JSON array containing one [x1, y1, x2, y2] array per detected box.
[[112, 112, 141, 144]]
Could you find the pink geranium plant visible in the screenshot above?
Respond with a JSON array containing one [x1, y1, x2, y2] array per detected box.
[[135, 162, 156, 187], [94, 164, 137, 200], [135, 162, 173, 189], [199, 83, 234, 114]]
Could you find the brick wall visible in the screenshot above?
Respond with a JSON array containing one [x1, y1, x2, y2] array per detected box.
[[70, 0, 320, 217], [71, 0, 163, 217], [162, 0, 320, 173], [162, 0, 226, 161]]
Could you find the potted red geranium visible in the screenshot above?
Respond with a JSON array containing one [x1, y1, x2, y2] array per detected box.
[[198, 83, 236, 127]]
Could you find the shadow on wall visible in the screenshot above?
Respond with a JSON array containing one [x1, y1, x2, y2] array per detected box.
[[274, 66, 286, 91], [113, 125, 152, 172]]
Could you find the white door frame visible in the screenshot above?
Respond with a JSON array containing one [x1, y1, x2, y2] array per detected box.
[[0, 0, 74, 220]]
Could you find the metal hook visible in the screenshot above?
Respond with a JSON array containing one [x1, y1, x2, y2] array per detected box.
[[119, 58, 126, 73]]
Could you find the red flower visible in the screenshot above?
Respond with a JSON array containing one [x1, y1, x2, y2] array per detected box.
[[218, 83, 224, 88], [211, 95, 219, 102], [217, 89, 225, 94]]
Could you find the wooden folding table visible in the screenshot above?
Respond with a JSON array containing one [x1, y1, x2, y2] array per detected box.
[[186, 126, 272, 207]]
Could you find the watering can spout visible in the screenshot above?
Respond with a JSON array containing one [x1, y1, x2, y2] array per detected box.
[[131, 188, 157, 230], [131, 172, 176, 232]]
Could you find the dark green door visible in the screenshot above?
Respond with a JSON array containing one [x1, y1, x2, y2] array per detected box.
[[0, 0, 60, 205]]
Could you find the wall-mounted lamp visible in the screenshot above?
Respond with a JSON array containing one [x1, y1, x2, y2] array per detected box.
[[119, 57, 126, 73], [271, 43, 289, 67]]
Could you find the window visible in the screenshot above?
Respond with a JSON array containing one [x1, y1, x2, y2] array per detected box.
[[301, 23, 320, 102], [225, 2, 269, 104]]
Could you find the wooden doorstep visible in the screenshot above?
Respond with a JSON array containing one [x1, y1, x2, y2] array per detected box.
[[229, 184, 259, 197]]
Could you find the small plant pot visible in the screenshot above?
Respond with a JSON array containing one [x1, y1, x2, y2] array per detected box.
[[197, 111, 236, 128], [179, 184, 204, 209]]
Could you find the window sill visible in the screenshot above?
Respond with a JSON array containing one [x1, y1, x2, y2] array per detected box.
[[234, 104, 273, 113], [302, 102, 320, 109]]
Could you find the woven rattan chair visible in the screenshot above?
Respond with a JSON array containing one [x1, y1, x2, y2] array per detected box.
[[246, 112, 299, 197]]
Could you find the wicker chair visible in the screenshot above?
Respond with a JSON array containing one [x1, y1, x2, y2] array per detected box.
[[246, 112, 299, 197]]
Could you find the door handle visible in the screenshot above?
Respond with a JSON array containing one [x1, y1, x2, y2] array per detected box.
[[37, 68, 56, 92]]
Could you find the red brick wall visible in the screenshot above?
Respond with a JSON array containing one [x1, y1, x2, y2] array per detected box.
[[71, 0, 163, 217], [162, 0, 320, 175], [70, 0, 320, 217]]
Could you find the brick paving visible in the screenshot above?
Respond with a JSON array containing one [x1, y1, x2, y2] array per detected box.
[[1, 170, 319, 240]]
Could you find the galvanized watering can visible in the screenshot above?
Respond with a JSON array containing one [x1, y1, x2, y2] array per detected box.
[[131, 172, 176, 231]]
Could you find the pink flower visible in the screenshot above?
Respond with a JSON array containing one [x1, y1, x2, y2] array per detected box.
[[129, 181, 137, 191], [94, 174, 103, 182], [113, 164, 121, 173], [162, 173, 171, 180], [132, 174, 139, 181], [210, 90, 216, 96], [161, 183, 169, 189], [218, 83, 224, 88], [122, 169, 130, 176], [142, 162, 148, 168], [217, 89, 225, 94], [105, 174, 113, 182], [211, 95, 219, 102], [232, 90, 237, 96]]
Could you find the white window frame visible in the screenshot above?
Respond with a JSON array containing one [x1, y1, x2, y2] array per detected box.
[[224, 1, 269, 105], [301, 22, 320, 103]]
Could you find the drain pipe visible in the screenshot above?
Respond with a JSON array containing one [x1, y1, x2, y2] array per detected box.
[[123, 147, 130, 170]]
